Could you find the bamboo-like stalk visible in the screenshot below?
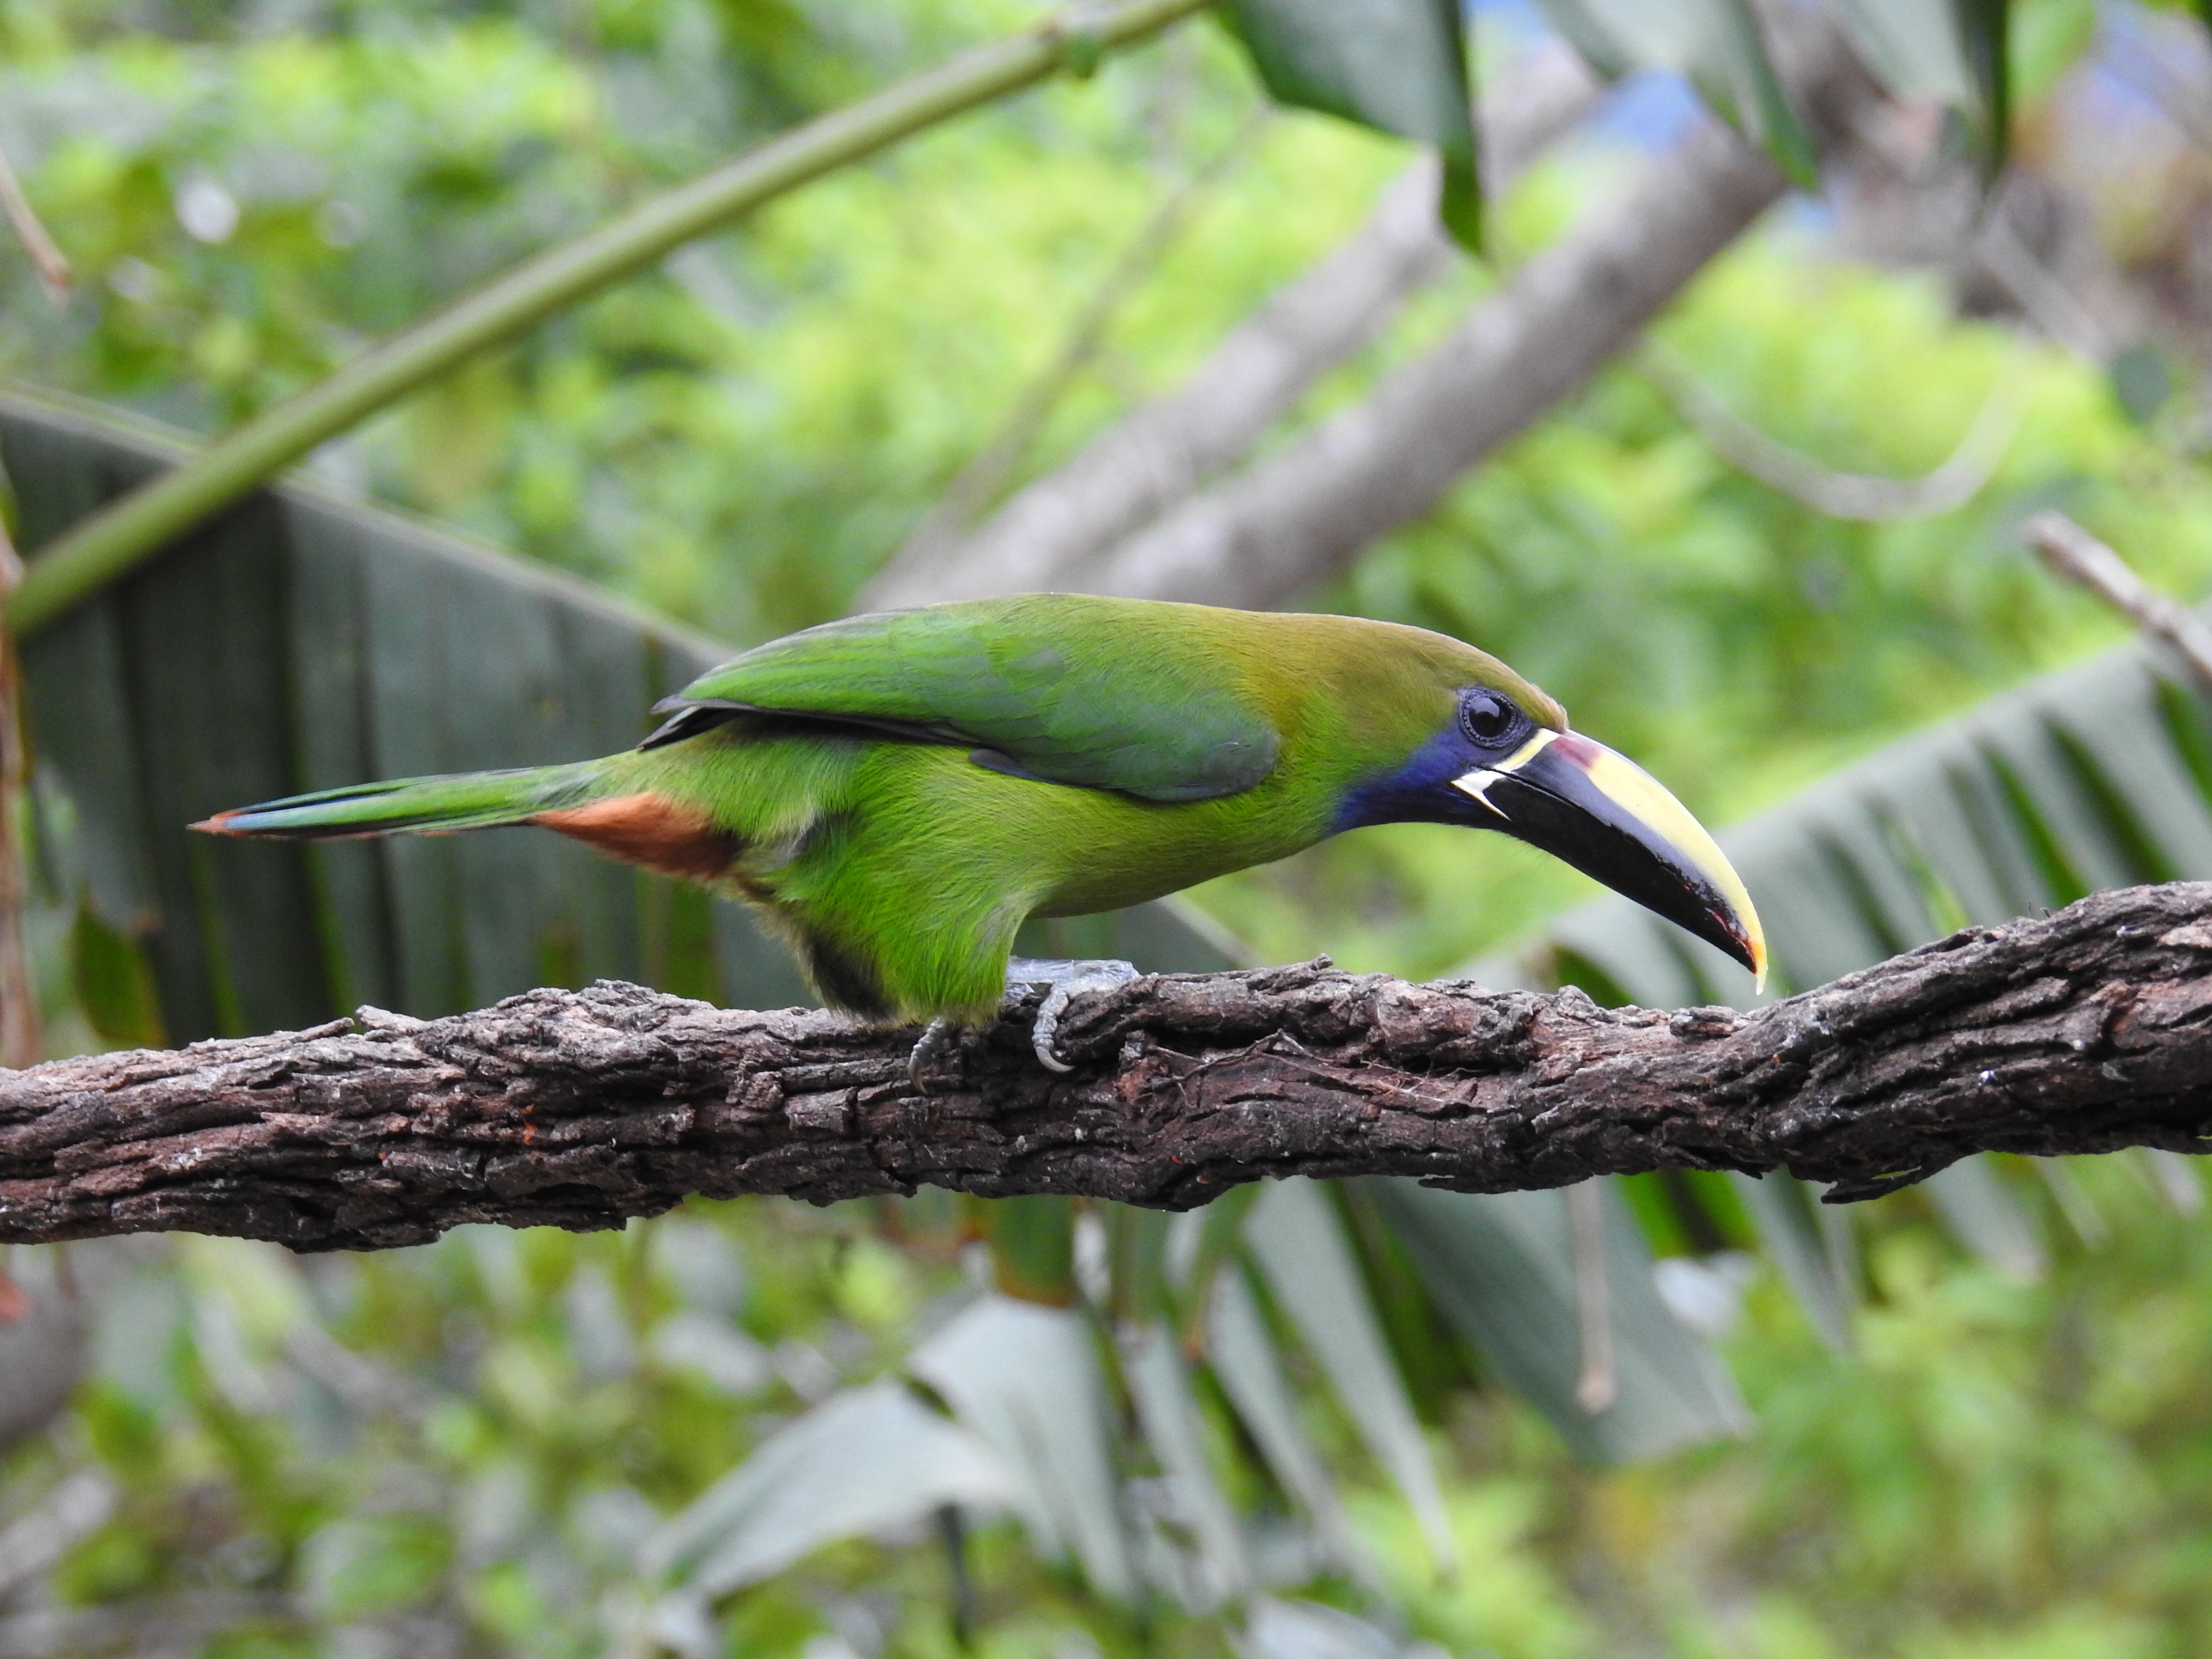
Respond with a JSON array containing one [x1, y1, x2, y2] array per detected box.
[[7, 0, 1211, 638]]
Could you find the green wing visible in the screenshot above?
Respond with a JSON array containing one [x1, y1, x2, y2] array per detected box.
[[651, 595, 1282, 803]]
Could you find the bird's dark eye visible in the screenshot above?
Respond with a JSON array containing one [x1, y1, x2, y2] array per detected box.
[[1460, 690, 1522, 745]]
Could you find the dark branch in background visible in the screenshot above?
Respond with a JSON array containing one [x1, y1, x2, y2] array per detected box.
[[1074, 113, 1793, 607], [873, 15, 1882, 613], [7, 883, 2212, 1252], [860, 42, 1602, 611], [1831, 102, 2134, 367]]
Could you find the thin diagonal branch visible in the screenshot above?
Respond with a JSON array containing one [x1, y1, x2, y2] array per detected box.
[[4, 883, 2212, 1251], [2024, 510, 2212, 696], [0, 144, 69, 305], [1642, 345, 2025, 521], [1075, 114, 1794, 608], [1974, 210, 2115, 363]]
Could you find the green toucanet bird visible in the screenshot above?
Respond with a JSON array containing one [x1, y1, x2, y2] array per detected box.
[[199, 595, 1765, 1072]]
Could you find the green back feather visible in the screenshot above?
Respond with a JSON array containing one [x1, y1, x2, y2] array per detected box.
[[663, 595, 1286, 802]]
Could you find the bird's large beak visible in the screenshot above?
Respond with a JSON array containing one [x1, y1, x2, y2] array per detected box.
[[1454, 729, 1767, 988]]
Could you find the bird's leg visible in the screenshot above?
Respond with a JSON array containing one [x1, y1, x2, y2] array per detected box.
[[1005, 956, 1141, 1073], [908, 1015, 956, 1095]]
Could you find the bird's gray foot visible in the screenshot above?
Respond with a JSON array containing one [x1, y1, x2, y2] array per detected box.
[[908, 1015, 956, 1094], [1005, 957, 1141, 1073]]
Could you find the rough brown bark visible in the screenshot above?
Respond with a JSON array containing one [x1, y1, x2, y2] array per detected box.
[[4, 884, 2212, 1252]]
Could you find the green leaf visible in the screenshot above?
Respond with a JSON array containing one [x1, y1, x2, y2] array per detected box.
[[1729, 1172, 1855, 1354], [67, 898, 164, 1051], [1123, 1321, 1250, 1604], [1533, 0, 1817, 185], [2112, 341, 2176, 426], [1244, 1179, 1454, 1567], [2007, 0, 2092, 117], [1967, 0, 2013, 172], [1224, 0, 1479, 247], [1367, 1178, 1752, 1465], [1203, 1267, 1364, 1573], [1163, 1186, 1266, 1353], [1243, 1596, 1406, 1659], [908, 1295, 1139, 1601], [1106, 1204, 1177, 1327], [978, 1196, 1078, 1307], [1828, 0, 1976, 105], [299, 1515, 449, 1622], [18, 602, 159, 940], [640, 1380, 1014, 1597]]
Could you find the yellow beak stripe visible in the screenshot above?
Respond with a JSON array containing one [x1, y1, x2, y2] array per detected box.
[[1575, 741, 1767, 990]]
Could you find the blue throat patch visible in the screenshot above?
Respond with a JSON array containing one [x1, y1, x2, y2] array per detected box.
[[1332, 726, 1491, 834]]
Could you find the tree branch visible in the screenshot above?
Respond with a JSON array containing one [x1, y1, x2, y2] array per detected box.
[[2024, 511, 2212, 697], [857, 43, 1602, 612], [0, 141, 70, 305], [7, 883, 2212, 1251], [1071, 112, 1793, 608], [1023, 12, 1883, 610]]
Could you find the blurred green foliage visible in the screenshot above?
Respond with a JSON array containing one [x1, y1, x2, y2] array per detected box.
[[10, 0, 2212, 1654], [0, 0, 1391, 632], [18, 1150, 2212, 1657]]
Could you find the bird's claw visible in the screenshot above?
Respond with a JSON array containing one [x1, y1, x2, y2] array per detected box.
[[908, 1015, 955, 1095], [1005, 957, 1141, 1073]]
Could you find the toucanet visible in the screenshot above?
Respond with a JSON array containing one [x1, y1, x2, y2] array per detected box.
[[199, 595, 1765, 1074]]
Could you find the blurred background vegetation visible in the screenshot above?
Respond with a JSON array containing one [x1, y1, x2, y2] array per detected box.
[[10, 0, 2212, 1653]]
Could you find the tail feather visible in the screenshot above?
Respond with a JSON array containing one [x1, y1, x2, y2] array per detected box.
[[194, 761, 610, 840]]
